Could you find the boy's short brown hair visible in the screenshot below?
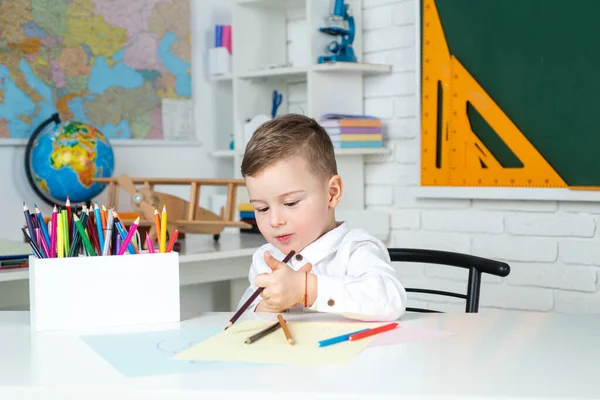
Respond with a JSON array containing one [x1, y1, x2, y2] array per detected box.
[[241, 114, 338, 180]]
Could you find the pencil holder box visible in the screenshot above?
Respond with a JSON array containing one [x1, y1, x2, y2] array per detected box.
[[209, 47, 231, 77], [28, 252, 180, 332]]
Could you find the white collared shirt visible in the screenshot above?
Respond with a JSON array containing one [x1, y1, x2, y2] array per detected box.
[[237, 222, 407, 321]]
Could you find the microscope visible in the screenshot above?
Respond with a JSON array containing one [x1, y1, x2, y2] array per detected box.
[[317, 0, 357, 64]]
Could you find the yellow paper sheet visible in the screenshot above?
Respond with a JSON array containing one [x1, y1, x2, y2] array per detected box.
[[172, 320, 387, 366]]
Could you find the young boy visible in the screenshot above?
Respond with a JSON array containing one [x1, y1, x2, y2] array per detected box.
[[237, 114, 406, 322]]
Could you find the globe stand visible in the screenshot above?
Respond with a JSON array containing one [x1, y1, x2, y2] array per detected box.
[[24, 113, 71, 208]]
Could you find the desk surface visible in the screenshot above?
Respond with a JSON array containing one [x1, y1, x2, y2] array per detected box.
[[0, 311, 598, 399]]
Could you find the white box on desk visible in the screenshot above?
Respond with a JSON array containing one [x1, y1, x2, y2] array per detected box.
[[29, 252, 180, 332]]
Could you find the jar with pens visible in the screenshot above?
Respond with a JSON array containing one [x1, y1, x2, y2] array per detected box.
[[21, 200, 181, 332]]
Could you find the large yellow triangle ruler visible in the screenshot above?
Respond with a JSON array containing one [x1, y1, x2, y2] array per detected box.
[[420, 0, 567, 188]]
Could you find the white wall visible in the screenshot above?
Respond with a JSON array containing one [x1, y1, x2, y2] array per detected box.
[[4, 0, 599, 314], [362, 0, 600, 313]]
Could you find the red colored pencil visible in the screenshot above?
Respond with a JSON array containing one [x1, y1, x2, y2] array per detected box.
[[166, 229, 179, 252], [348, 322, 399, 341], [65, 197, 72, 238]]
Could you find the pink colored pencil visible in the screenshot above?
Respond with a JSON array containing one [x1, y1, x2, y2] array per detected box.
[[36, 227, 50, 258], [50, 205, 57, 258], [145, 233, 155, 253], [117, 217, 140, 255]]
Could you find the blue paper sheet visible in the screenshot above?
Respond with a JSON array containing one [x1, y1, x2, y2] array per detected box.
[[80, 326, 259, 377]]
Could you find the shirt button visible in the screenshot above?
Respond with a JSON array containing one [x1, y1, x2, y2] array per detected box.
[[295, 254, 303, 261], [327, 299, 335, 307]]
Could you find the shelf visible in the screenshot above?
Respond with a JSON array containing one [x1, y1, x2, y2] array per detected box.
[[210, 73, 232, 82], [212, 148, 390, 158], [236, 0, 305, 9], [234, 63, 391, 81], [312, 62, 392, 75], [212, 150, 243, 158], [334, 148, 391, 155], [0, 139, 203, 147], [238, 65, 307, 80]]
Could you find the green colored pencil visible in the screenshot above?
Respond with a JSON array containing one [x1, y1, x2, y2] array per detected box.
[[73, 214, 96, 256], [62, 210, 70, 255]]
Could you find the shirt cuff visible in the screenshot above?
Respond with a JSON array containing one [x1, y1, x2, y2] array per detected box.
[[310, 274, 346, 313]]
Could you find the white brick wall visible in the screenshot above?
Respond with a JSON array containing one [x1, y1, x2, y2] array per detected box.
[[362, 0, 600, 313]]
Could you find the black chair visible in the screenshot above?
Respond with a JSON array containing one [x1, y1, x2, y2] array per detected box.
[[388, 248, 511, 313]]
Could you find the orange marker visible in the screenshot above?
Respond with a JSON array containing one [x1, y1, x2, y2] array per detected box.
[[101, 204, 107, 230], [348, 323, 398, 341], [153, 208, 161, 244]]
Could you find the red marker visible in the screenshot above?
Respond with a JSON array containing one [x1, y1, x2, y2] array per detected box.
[[348, 322, 399, 341]]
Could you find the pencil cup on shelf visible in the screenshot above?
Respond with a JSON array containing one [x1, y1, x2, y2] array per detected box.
[[28, 252, 181, 332], [209, 47, 231, 77]]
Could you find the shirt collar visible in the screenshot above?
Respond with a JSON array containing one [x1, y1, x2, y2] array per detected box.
[[296, 222, 349, 266]]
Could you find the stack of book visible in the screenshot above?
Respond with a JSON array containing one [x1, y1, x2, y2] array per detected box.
[[319, 113, 383, 149], [238, 203, 259, 234]]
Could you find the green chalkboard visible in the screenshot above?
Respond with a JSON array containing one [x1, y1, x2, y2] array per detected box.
[[426, 0, 600, 186]]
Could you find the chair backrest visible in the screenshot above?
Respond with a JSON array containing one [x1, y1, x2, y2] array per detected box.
[[388, 248, 511, 313]]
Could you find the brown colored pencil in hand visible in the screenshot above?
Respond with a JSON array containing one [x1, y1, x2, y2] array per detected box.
[[225, 250, 296, 330]]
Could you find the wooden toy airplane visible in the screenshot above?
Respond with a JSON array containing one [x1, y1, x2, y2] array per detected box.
[[92, 174, 251, 242]]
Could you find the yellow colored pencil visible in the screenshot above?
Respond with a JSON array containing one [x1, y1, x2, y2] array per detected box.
[[160, 204, 167, 253]]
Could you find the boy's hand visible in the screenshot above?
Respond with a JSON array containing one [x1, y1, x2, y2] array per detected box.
[[254, 251, 312, 312]]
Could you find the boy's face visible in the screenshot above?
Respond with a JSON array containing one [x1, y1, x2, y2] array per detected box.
[[245, 155, 342, 255]]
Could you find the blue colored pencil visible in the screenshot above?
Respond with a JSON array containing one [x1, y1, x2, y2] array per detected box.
[[22, 202, 37, 248], [317, 329, 370, 348], [94, 203, 104, 252]]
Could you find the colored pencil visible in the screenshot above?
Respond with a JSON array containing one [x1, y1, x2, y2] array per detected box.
[[35, 227, 49, 258], [116, 235, 121, 255], [225, 250, 296, 330], [348, 323, 399, 341], [153, 208, 161, 246], [61, 209, 69, 255], [87, 211, 101, 254], [245, 321, 281, 344], [22, 202, 37, 248], [74, 214, 96, 256], [166, 229, 179, 252], [102, 209, 114, 256], [277, 314, 294, 345], [21, 228, 43, 258], [317, 329, 369, 347], [94, 203, 104, 252], [65, 197, 72, 238], [117, 217, 140, 255], [160, 205, 167, 253], [101, 204, 107, 231], [145, 233, 155, 253], [57, 214, 64, 258], [34, 204, 51, 251], [68, 211, 88, 257], [113, 212, 137, 254], [50, 205, 57, 258]]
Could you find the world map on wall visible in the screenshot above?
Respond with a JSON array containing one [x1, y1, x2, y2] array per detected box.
[[0, 0, 191, 139]]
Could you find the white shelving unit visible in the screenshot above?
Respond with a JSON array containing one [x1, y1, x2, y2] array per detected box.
[[208, 0, 392, 235]]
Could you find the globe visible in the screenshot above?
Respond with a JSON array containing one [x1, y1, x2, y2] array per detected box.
[[25, 113, 115, 206]]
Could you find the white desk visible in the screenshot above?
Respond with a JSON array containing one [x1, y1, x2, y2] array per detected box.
[[0, 233, 267, 312], [0, 310, 598, 399]]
